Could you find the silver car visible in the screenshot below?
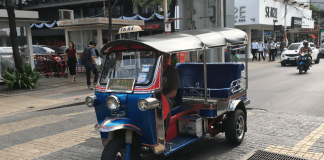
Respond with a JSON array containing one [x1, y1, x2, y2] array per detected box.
[[319, 45, 324, 58], [0, 47, 15, 73]]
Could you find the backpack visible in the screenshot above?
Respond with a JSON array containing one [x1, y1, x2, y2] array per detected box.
[[81, 48, 92, 66]]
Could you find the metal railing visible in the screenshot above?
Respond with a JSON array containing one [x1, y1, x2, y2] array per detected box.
[[24, 0, 81, 6]]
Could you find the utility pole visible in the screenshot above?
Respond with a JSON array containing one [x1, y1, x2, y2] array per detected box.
[[164, 0, 168, 27], [284, 0, 287, 37]]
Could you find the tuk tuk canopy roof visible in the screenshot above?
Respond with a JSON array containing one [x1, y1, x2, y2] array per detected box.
[[102, 27, 247, 54]]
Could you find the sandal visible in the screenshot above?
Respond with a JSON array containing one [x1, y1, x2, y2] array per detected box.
[[71, 76, 76, 83]]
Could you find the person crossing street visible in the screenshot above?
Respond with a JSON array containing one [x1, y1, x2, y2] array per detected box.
[[258, 40, 265, 61], [269, 39, 276, 62], [251, 39, 258, 61]]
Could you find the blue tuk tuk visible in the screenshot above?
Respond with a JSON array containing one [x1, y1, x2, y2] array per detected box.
[[85, 27, 250, 160]]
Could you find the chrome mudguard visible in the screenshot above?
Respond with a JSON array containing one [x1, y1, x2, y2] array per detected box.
[[95, 117, 143, 136]]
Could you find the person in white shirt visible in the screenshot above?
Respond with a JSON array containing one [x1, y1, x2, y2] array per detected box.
[[264, 40, 269, 58], [269, 39, 277, 62], [251, 39, 259, 61], [258, 40, 265, 61]]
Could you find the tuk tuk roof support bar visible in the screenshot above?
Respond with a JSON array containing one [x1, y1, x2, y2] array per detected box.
[[203, 49, 208, 104], [245, 45, 248, 90]]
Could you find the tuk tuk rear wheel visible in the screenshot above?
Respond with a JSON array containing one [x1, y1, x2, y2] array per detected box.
[[101, 137, 142, 160], [225, 109, 245, 144]]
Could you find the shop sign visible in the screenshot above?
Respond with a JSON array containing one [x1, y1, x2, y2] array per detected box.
[[234, 6, 246, 23], [57, 17, 144, 26], [291, 17, 302, 28], [265, 6, 277, 18], [140, 21, 165, 30], [300, 25, 321, 32]]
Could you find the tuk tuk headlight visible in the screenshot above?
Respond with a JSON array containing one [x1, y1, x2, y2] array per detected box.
[[138, 98, 160, 111], [85, 95, 96, 107], [107, 95, 120, 111]]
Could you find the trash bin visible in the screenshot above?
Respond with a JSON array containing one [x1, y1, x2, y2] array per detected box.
[[225, 51, 231, 62]]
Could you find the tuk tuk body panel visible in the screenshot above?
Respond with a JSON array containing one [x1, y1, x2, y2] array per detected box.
[[94, 92, 159, 146]]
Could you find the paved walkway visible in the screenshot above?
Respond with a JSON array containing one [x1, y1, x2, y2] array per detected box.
[[0, 72, 94, 118]]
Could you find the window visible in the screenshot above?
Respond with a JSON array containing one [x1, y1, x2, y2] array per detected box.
[[68, 30, 98, 51], [100, 51, 158, 86], [288, 44, 300, 50]]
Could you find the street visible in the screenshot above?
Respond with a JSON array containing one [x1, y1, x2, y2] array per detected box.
[[1, 60, 324, 160]]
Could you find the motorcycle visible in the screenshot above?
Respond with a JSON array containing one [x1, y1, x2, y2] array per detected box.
[[297, 53, 310, 74]]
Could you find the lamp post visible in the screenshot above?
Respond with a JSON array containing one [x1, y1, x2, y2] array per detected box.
[[273, 19, 278, 41]]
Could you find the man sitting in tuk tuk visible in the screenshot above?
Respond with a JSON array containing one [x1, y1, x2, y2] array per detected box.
[[162, 54, 181, 132]]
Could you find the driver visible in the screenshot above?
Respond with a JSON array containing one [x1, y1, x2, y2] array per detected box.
[[299, 41, 312, 67], [162, 54, 181, 133], [162, 54, 181, 108]]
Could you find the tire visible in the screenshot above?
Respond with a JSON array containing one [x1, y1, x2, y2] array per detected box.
[[225, 109, 245, 144], [315, 56, 320, 64], [45, 74, 49, 78], [299, 69, 302, 74], [281, 62, 286, 66], [64, 73, 68, 78], [101, 137, 141, 160]]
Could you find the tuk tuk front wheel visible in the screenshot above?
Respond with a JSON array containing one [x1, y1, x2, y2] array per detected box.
[[101, 137, 142, 160], [225, 109, 245, 144]]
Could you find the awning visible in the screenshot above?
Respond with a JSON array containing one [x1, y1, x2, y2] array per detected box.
[[101, 27, 248, 54]]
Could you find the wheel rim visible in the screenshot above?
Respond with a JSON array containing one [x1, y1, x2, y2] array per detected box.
[[115, 149, 126, 160], [236, 115, 245, 139]]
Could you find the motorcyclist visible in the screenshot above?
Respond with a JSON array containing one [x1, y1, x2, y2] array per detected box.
[[297, 41, 312, 68]]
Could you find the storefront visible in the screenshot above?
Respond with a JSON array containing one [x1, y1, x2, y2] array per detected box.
[[55, 17, 144, 52], [234, 0, 314, 58]]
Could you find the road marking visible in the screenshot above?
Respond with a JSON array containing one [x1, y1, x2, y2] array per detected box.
[[0, 110, 93, 137], [0, 124, 99, 160], [264, 122, 324, 159]]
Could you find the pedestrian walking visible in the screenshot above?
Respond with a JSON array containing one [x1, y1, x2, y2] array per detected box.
[[269, 39, 276, 62], [66, 41, 78, 82], [280, 38, 287, 53], [251, 39, 258, 61], [264, 40, 269, 58], [231, 45, 238, 62], [258, 40, 265, 61], [83, 41, 98, 90]]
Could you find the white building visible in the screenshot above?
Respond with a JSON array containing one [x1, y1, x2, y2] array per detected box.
[[234, 0, 314, 58]]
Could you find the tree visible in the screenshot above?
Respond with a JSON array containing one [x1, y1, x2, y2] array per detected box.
[[5, 0, 23, 73], [107, 0, 112, 39], [132, 0, 176, 32], [310, 4, 319, 22]]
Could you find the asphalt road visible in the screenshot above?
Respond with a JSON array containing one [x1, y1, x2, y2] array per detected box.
[[2, 60, 324, 160], [248, 59, 324, 117]]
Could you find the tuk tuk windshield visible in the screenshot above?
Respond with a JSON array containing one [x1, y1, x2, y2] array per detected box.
[[100, 51, 158, 86]]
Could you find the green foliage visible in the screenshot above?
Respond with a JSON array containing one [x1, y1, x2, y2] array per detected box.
[[1, 63, 41, 89], [171, 58, 178, 67], [310, 4, 319, 21]]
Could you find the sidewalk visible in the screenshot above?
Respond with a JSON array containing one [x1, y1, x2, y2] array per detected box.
[[0, 72, 94, 118]]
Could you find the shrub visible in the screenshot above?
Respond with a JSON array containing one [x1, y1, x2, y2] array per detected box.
[[0, 64, 41, 89]]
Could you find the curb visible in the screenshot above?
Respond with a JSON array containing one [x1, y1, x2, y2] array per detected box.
[[0, 100, 85, 119]]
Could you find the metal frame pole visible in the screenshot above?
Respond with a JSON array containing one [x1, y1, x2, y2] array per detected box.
[[203, 50, 208, 104], [245, 45, 248, 90]]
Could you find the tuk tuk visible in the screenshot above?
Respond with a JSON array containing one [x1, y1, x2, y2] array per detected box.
[[85, 27, 249, 160]]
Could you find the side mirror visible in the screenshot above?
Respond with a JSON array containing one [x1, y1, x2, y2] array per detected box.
[[284, 48, 287, 51]]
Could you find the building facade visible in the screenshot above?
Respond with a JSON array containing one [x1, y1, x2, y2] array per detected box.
[[235, 0, 314, 58], [22, 0, 167, 48]]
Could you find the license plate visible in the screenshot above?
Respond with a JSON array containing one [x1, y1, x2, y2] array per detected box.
[[106, 79, 135, 93]]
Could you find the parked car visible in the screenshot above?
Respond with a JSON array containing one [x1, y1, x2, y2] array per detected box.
[[281, 42, 320, 66], [319, 45, 324, 58], [0, 47, 16, 73]]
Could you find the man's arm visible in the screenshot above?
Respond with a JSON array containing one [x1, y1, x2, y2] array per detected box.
[[164, 89, 177, 99]]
